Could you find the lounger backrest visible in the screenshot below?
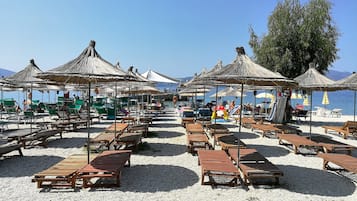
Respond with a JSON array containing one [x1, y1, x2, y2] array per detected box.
[[346, 121, 357, 133]]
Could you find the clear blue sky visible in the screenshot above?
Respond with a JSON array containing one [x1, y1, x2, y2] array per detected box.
[[0, 0, 356, 78]]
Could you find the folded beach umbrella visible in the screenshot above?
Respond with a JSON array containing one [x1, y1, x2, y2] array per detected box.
[[37, 40, 136, 163], [322, 91, 329, 106]]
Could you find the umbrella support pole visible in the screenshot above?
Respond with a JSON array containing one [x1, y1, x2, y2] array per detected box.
[[87, 82, 91, 164]]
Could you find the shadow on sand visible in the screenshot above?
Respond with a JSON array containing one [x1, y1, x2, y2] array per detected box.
[[0, 155, 64, 177], [278, 164, 356, 197], [150, 130, 184, 138], [119, 164, 199, 192], [136, 142, 186, 156], [245, 144, 291, 158]]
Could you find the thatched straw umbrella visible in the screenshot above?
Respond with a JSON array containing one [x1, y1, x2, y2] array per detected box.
[[335, 72, 357, 121], [206, 46, 296, 167], [37, 40, 134, 163], [294, 63, 344, 137]]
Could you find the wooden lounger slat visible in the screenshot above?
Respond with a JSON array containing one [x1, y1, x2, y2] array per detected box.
[[228, 148, 283, 185], [197, 150, 240, 186], [77, 150, 131, 188], [318, 153, 357, 173], [277, 134, 321, 154]]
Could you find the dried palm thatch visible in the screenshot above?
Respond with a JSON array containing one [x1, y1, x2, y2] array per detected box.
[[37, 40, 131, 84], [212, 47, 296, 86], [5, 59, 46, 85], [294, 64, 341, 91]]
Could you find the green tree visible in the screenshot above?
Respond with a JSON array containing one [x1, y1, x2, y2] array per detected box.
[[249, 0, 339, 78]]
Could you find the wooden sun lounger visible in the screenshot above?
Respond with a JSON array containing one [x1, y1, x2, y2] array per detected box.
[[77, 150, 131, 188], [186, 123, 205, 134], [214, 134, 246, 151], [114, 132, 142, 151], [105, 123, 129, 135], [322, 121, 357, 139], [318, 153, 357, 173], [228, 148, 283, 185], [0, 141, 23, 157], [32, 154, 97, 188], [236, 117, 258, 128], [310, 135, 357, 155], [127, 124, 149, 137], [181, 117, 195, 127], [251, 123, 282, 137], [277, 134, 321, 154], [197, 150, 240, 186], [20, 129, 63, 148], [186, 133, 210, 153], [206, 124, 229, 136], [90, 132, 116, 151]]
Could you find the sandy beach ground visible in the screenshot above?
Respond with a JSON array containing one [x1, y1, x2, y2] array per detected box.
[[1, 109, 357, 201]]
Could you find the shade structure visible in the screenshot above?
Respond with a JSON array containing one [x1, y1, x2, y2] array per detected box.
[[5, 59, 45, 85], [322, 91, 329, 106], [294, 63, 345, 137], [336, 72, 357, 121], [141, 69, 179, 83], [204, 47, 296, 169], [38, 41, 130, 84], [37, 40, 134, 163], [211, 48, 296, 87]]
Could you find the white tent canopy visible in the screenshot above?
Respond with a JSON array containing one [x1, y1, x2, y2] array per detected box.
[[141, 69, 178, 83]]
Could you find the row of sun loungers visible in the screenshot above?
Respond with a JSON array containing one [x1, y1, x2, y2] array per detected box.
[[32, 150, 131, 189], [90, 122, 147, 152], [185, 123, 210, 153], [197, 149, 283, 186]]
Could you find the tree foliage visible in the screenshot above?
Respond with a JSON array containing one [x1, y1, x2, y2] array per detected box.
[[249, 0, 339, 78]]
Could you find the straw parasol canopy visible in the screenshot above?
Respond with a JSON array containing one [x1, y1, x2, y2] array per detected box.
[[37, 40, 134, 163], [336, 72, 357, 121], [294, 63, 345, 137], [5, 59, 45, 85], [294, 64, 339, 91], [38, 41, 130, 84], [204, 46, 296, 168], [212, 47, 296, 87]]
